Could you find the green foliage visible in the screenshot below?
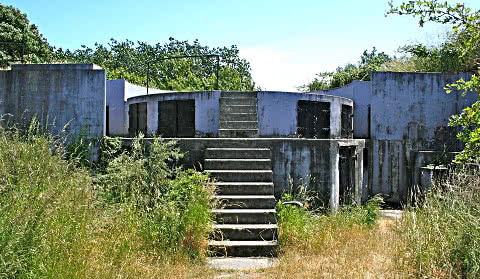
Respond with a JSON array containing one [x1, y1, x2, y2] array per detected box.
[[388, 1, 480, 164], [387, 0, 480, 73], [0, 122, 216, 277], [401, 170, 480, 277], [0, 4, 53, 66], [55, 38, 257, 91], [301, 47, 392, 91], [0, 123, 92, 277], [97, 135, 215, 258], [276, 194, 382, 250], [446, 78, 480, 163]]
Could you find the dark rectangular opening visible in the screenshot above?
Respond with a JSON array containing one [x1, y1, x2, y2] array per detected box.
[[158, 100, 195, 137], [297, 100, 330, 139], [341, 104, 353, 138], [339, 146, 356, 206], [128, 102, 147, 137]]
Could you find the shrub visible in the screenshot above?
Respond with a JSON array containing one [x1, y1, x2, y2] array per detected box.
[[97, 134, 216, 259]]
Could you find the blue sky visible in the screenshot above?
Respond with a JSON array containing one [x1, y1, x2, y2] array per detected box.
[[5, 0, 480, 91]]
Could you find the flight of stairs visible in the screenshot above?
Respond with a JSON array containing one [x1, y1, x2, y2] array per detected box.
[[218, 91, 259, 138], [207, 92, 278, 257]]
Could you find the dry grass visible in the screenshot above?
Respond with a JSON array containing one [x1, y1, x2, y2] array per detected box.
[[257, 219, 405, 279]]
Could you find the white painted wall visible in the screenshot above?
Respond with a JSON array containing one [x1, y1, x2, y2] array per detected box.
[[127, 91, 221, 136], [257, 91, 354, 138], [106, 80, 172, 136]]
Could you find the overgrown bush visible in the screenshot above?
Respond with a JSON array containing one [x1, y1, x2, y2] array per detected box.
[[97, 134, 216, 259], [399, 169, 480, 278], [0, 123, 216, 278]]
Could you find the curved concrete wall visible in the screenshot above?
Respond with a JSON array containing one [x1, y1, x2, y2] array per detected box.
[[257, 91, 353, 138], [127, 91, 221, 136], [125, 90, 354, 138]]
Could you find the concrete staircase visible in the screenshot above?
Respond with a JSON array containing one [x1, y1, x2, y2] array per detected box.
[[219, 92, 259, 138], [207, 92, 278, 257]]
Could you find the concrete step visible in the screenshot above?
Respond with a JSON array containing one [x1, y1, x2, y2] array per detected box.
[[219, 129, 258, 138], [220, 91, 257, 98], [216, 195, 276, 209], [213, 182, 274, 195], [205, 159, 271, 170], [213, 224, 277, 241], [208, 170, 273, 182], [220, 121, 258, 130], [213, 209, 276, 224], [221, 113, 257, 122], [221, 105, 257, 114], [205, 148, 271, 159], [220, 97, 257, 106], [209, 240, 278, 257]]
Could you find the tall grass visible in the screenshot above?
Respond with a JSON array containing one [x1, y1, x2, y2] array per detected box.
[[398, 169, 480, 278], [0, 124, 93, 277], [0, 124, 216, 278], [268, 197, 403, 278]]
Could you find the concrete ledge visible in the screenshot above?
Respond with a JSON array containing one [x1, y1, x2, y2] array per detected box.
[[12, 64, 102, 71]]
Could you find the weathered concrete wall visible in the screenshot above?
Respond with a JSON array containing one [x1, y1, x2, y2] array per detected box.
[[369, 72, 475, 202], [106, 80, 125, 136], [0, 64, 106, 139], [257, 91, 353, 138], [106, 80, 172, 136], [312, 81, 371, 138], [127, 91, 220, 136], [169, 138, 365, 209]]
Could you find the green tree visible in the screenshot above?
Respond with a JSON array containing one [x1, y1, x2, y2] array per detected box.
[[0, 4, 53, 66], [300, 47, 392, 91], [55, 38, 257, 91], [388, 0, 480, 163]]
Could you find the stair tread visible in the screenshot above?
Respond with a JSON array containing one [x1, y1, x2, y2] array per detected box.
[[218, 128, 258, 131], [215, 195, 275, 199], [206, 148, 269, 151], [209, 240, 277, 246], [213, 209, 276, 213], [220, 97, 257, 99], [214, 224, 278, 229], [205, 159, 270, 162], [212, 182, 273, 186], [208, 170, 272, 173]]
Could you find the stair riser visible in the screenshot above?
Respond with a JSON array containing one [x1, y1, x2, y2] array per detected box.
[[210, 172, 272, 182], [215, 212, 276, 224], [209, 244, 277, 257], [205, 149, 271, 159], [221, 92, 257, 98], [220, 121, 258, 129], [220, 98, 257, 106], [217, 199, 276, 209], [205, 160, 271, 170], [221, 105, 257, 114], [213, 228, 277, 241], [219, 129, 258, 138], [215, 184, 274, 195], [221, 113, 257, 122]]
